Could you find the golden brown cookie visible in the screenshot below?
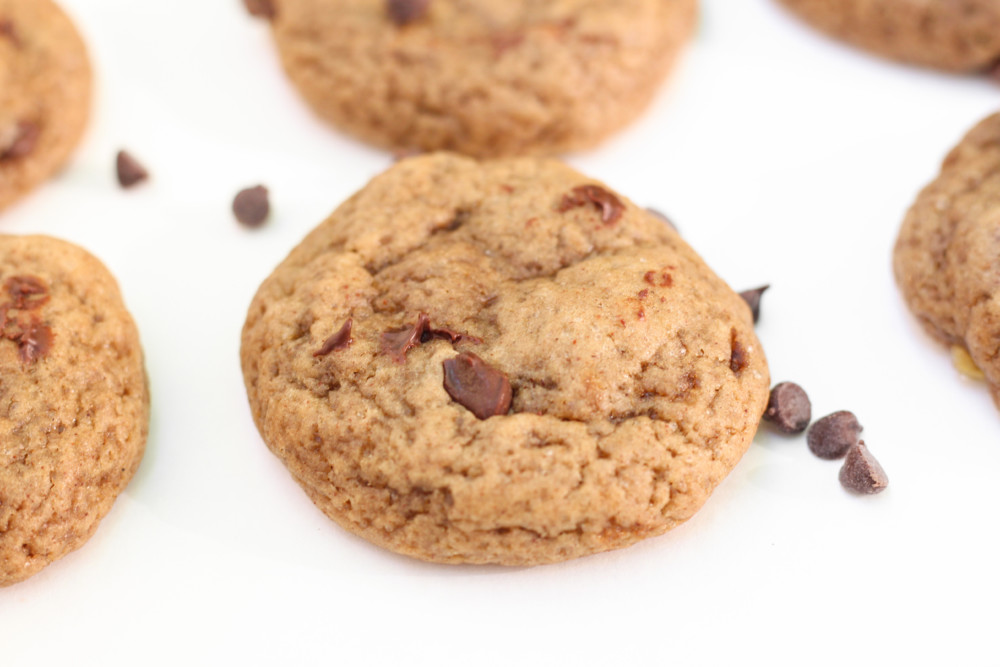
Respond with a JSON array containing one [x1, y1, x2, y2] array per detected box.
[[241, 153, 769, 566], [0, 235, 148, 587], [0, 0, 91, 212], [894, 113, 1000, 408], [775, 0, 1000, 72], [260, 0, 697, 157]]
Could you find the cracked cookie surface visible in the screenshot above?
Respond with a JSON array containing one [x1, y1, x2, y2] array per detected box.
[[0, 235, 148, 586], [895, 113, 1000, 408], [775, 0, 1000, 72], [241, 153, 769, 565], [265, 0, 696, 157], [0, 0, 91, 212]]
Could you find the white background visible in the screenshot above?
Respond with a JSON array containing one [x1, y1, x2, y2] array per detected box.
[[2, 0, 998, 664]]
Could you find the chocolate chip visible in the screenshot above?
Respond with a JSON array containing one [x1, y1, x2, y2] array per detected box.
[[243, 0, 276, 19], [839, 441, 888, 495], [558, 185, 625, 226], [646, 207, 677, 232], [5, 276, 48, 310], [0, 18, 22, 47], [762, 382, 811, 434], [381, 313, 430, 363], [116, 150, 149, 189], [18, 319, 53, 364], [729, 328, 748, 374], [314, 319, 353, 357], [0, 121, 39, 161], [739, 285, 769, 324], [233, 185, 270, 227], [807, 411, 863, 460], [442, 353, 512, 420], [387, 0, 430, 25]]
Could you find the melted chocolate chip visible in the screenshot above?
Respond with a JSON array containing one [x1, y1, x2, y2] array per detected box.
[[1, 121, 39, 161], [243, 0, 276, 19], [388, 0, 431, 25], [18, 319, 53, 364], [739, 285, 769, 324], [116, 150, 149, 188], [0, 18, 21, 47], [442, 353, 512, 420], [807, 411, 863, 460], [5, 276, 48, 310], [762, 382, 811, 434], [839, 441, 888, 495], [381, 313, 430, 363], [558, 185, 625, 225], [233, 185, 270, 227], [314, 319, 353, 357], [729, 328, 748, 374]]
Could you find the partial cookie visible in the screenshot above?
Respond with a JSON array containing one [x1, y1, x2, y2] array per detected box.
[[262, 0, 696, 157], [894, 113, 1000, 407], [0, 235, 148, 587], [241, 153, 769, 566], [775, 0, 1000, 72], [0, 0, 91, 212]]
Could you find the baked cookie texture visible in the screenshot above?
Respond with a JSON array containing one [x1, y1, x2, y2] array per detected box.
[[241, 153, 769, 566], [0, 235, 148, 587], [266, 0, 697, 157], [895, 113, 1000, 407], [775, 0, 1000, 72], [0, 0, 91, 212]]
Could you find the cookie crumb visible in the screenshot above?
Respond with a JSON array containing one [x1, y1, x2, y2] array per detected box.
[[442, 352, 512, 419], [807, 411, 862, 460], [0, 121, 39, 161], [951, 345, 985, 381], [243, 0, 276, 20], [314, 319, 353, 357], [116, 150, 149, 188], [233, 185, 270, 227], [387, 0, 430, 25], [839, 441, 888, 495], [739, 285, 769, 324], [558, 185, 625, 225], [762, 382, 811, 434]]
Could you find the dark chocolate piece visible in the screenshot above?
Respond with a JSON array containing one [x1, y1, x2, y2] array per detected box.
[[1, 121, 39, 161], [388, 0, 430, 25], [739, 285, 769, 324], [5, 275, 48, 310], [243, 0, 276, 19], [233, 185, 270, 227], [807, 411, 863, 460], [442, 353, 512, 420], [839, 441, 888, 495], [0, 18, 22, 47], [18, 319, 53, 364], [116, 150, 149, 188], [381, 313, 431, 363], [762, 382, 811, 434], [729, 328, 748, 374], [314, 319, 353, 357], [558, 185, 625, 225]]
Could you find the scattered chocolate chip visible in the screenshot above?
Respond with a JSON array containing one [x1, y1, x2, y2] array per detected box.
[[729, 328, 748, 374], [0, 18, 21, 47], [990, 59, 1000, 84], [243, 0, 276, 19], [442, 353, 512, 420], [807, 411, 863, 460], [387, 0, 430, 25], [314, 319, 353, 357], [739, 285, 769, 324], [233, 185, 270, 227], [17, 319, 53, 364], [762, 382, 811, 434], [381, 313, 430, 363], [646, 207, 677, 232], [0, 121, 39, 161], [558, 185, 625, 226], [839, 441, 888, 495], [116, 150, 149, 188], [5, 276, 48, 310]]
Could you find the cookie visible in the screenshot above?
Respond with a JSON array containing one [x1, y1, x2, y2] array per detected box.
[[261, 0, 697, 157], [241, 153, 769, 566], [774, 0, 1000, 72], [894, 113, 1000, 407], [0, 235, 148, 587], [0, 0, 91, 212]]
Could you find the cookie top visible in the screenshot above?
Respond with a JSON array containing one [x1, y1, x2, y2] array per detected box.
[[265, 0, 696, 157], [775, 0, 1000, 72], [894, 113, 1000, 407], [0, 235, 148, 587], [0, 0, 91, 212], [241, 153, 769, 566]]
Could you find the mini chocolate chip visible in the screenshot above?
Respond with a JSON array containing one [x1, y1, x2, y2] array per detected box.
[[5, 275, 48, 310], [0, 121, 39, 161], [839, 441, 888, 495], [646, 207, 677, 232], [387, 0, 430, 25], [243, 0, 276, 19], [381, 313, 430, 363], [116, 150, 149, 188], [442, 353, 512, 420], [558, 185, 625, 225], [807, 411, 863, 460], [762, 382, 811, 434], [17, 319, 53, 364], [314, 319, 353, 357], [739, 285, 769, 324], [729, 328, 748, 374], [233, 185, 270, 227]]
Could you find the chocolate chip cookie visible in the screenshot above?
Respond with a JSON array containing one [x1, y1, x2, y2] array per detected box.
[[0, 235, 148, 586], [260, 0, 696, 157], [0, 0, 91, 212], [775, 0, 1000, 72], [894, 113, 1000, 408], [241, 153, 769, 566]]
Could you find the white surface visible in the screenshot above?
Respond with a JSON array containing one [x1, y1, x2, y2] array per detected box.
[[1, 1, 998, 664]]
